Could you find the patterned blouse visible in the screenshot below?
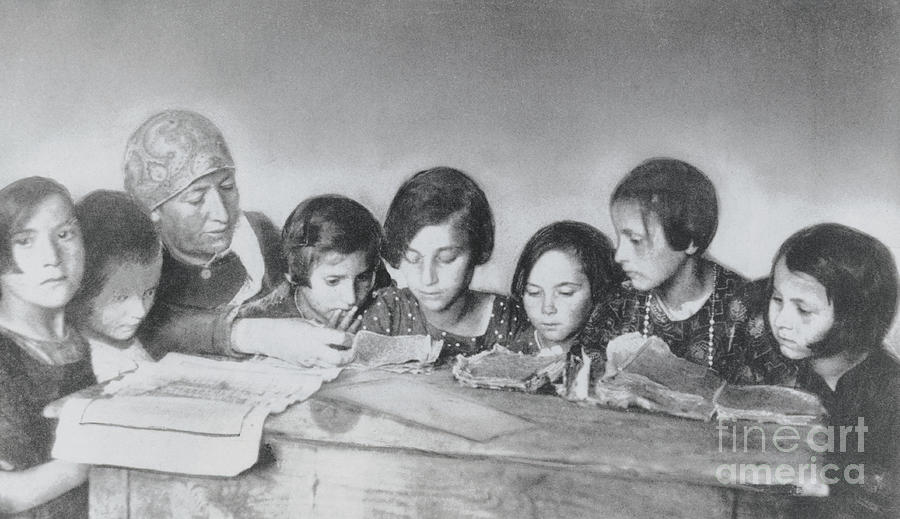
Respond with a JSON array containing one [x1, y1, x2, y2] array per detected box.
[[571, 263, 788, 385], [0, 326, 94, 518], [360, 286, 537, 366]]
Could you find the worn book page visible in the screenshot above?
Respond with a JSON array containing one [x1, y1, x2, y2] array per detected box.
[[52, 353, 329, 475], [53, 398, 268, 476], [347, 331, 442, 372]]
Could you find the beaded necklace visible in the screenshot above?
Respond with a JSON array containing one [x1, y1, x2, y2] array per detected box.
[[642, 267, 718, 368]]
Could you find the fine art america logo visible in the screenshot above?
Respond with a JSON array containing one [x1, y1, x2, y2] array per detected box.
[[715, 418, 867, 486]]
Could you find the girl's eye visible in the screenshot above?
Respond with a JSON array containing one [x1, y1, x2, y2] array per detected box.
[[797, 307, 811, 316], [220, 181, 235, 191], [114, 294, 129, 303], [558, 289, 576, 297], [770, 295, 783, 305], [437, 251, 459, 264], [13, 236, 33, 247], [184, 193, 204, 205], [58, 226, 79, 240], [524, 289, 541, 298], [325, 278, 341, 287], [144, 288, 156, 299], [404, 251, 422, 264]]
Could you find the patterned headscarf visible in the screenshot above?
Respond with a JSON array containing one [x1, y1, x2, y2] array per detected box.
[[123, 110, 235, 211]]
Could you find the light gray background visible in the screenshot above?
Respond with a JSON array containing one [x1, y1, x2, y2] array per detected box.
[[1, 1, 898, 342]]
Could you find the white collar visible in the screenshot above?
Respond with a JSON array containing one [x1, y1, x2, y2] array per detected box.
[[225, 212, 266, 305]]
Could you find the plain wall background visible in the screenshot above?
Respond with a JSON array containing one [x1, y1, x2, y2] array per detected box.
[[2, 1, 898, 342]]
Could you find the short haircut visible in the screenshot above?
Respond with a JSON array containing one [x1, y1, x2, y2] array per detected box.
[[383, 167, 494, 268], [68, 190, 161, 320], [0, 176, 75, 274], [773, 223, 898, 357], [611, 158, 719, 255], [511, 220, 625, 306], [282, 195, 386, 287]]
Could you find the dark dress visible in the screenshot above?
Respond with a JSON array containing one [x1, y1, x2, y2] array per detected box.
[[0, 327, 95, 519], [571, 263, 778, 385], [359, 287, 537, 366], [734, 277, 899, 517], [138, 211, 285, 359], [792, 350, 900, 518]]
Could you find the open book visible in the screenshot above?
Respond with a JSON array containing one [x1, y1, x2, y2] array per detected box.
[[566, 333, 825, 425], [452, 345, 566, 392], [52, 353, 330, 476], [347, 331, 443, 373]]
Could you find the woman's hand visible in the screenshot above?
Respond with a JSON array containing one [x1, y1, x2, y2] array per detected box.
[[231, 318, 356, 366]]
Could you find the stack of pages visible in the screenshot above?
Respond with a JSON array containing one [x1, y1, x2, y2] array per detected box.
[[52, 353, 333, 476], [565, 332, 825, 425], [452, 345, 566, 392], [347, 331, 443, 373]]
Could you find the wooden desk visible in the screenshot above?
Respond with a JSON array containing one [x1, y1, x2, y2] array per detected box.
[[87, 369, 825, 518]]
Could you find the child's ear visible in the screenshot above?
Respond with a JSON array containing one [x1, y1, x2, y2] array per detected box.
[[150, 208, 161, 223], [685, 241, 699, 256]]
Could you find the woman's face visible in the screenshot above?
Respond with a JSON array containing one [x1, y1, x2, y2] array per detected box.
[[399, 220, 474, 314], [611, 200, 693, 292], [1, 194, 84, 311], [85, 257, 162, 342], [296, 250, 375, 323], [768, 257, 835, 360], [152, 169, 240, 263], [522, 249, 593, 348]]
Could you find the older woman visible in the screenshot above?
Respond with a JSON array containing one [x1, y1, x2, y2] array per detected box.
[[123, 110, 354, 366]]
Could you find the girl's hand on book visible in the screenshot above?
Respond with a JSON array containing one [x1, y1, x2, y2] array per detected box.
[[327, 306, 363, 334]]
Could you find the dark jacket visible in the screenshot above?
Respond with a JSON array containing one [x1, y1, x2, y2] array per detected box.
[[138, 211, 285, 358]]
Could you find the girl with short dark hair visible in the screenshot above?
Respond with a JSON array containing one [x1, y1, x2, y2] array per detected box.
[[361, 167, 536, 364], [511, 220, 622, 353], [766, 223, 899, 516], [68, 190, 162, 382], [237, 194, 391, 334], [572, 158, 756, 383], [0, 177, 92, 517]]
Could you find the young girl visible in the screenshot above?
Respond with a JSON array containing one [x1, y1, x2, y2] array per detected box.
[[766, 223, 899, 516], [510, 221, 623, 354], [68, 190, 162, 382], [0, 177, 93, 517], [572, 158, 755, 383], [360, 167, 535, 365], [237, 195, 392, 340]]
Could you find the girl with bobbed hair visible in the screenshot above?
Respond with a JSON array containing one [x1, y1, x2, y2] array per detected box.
[[237, 194, 392, 338], [68, 190, 162, 382], [572, 158, 759, 384], [0, 177, 93, 517], [764, 223, 899, 516], [511, 221, 623, 353], [361, 167, 536, 365]]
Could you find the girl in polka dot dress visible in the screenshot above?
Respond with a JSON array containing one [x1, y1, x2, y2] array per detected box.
[[360, 167, 536, 366]]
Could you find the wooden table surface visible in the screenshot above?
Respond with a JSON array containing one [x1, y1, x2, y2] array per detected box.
[[87, 368, 827, 518]]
